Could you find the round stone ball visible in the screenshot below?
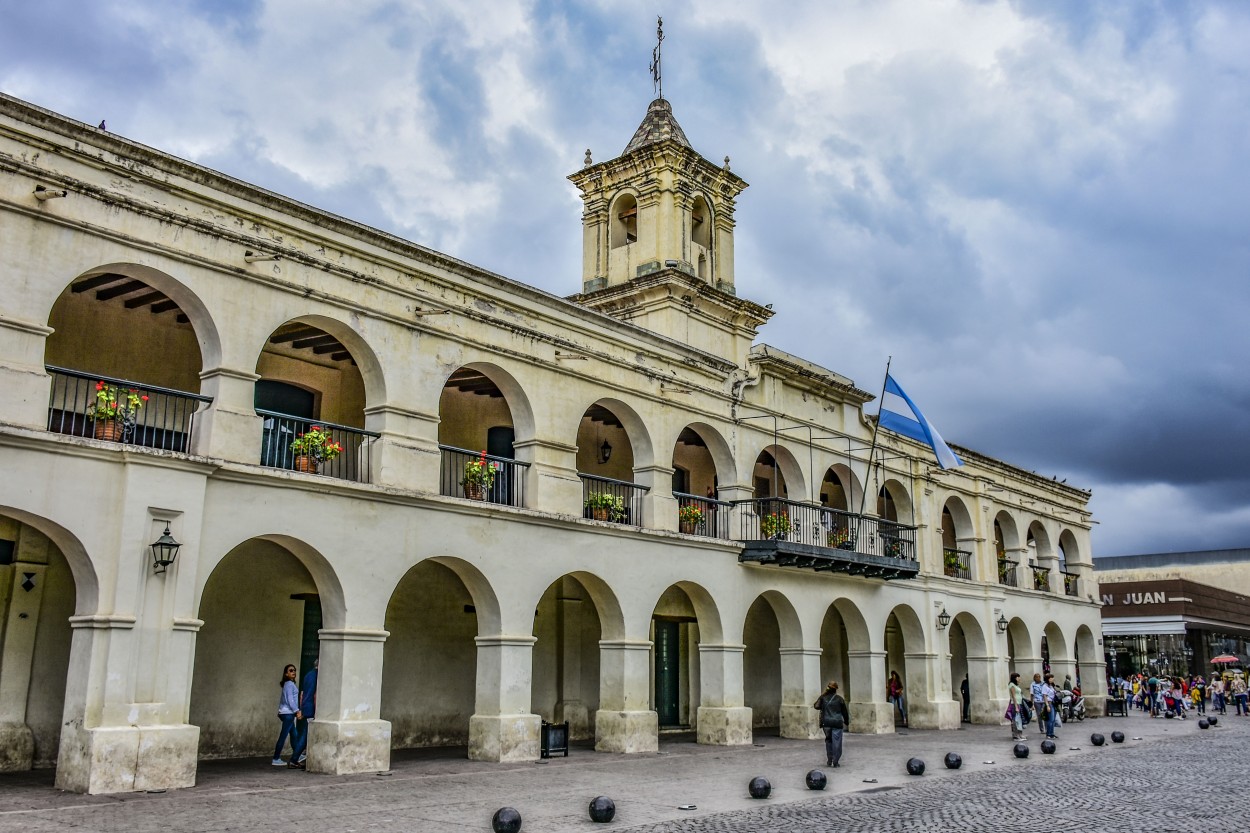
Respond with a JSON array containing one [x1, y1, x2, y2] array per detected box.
[[1198, 719, 1210, 730], [588, 796, 616, 823], [1013, 743, 1030, 759], [1164, 712, 1174, 719], [906, 757, 925, 776], [943, 752, 962, 770], [1208, 716, 1219, 726], [1040, 740, 1056, 755], [805, 769, 828, 790], [1111, 731, 1126, 743], [748, 776, 772, 799], [491, 807, 523, 833], [1090, 733, 1105, 747]]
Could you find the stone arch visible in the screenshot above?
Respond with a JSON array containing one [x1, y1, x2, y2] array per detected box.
[[575, 397, 656, 473], [190, 534, 348, 758], [442, 360, 537, 443], [947, 611, 992, 723], [1058, 528, 1081, 567], [650, 580, 723, 731], [883, 602, 927, 728], [876, 478, 914, 524], [260, 312, 387, 406], [1005, 617, 1035, 677], [751, 443, 805, 501], [993, 510, 1021, 553], [819, 462, 862, 512], [1074, 624, 1100, 694], [610, 191, 639, 249], [671, 421, 738, 499], [941, 495, 976, 579], [0, 506, 98, 616], [690, 193, 713, 249], [47, 262, 221, 370], [819, 597, 872, 709], [1026, 520, 1054, 563]]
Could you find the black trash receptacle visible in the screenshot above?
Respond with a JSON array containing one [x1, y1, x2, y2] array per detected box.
[[541, 720, 569, 758]]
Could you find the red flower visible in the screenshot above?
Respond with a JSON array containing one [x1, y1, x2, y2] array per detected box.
[[95, 381, 105, 390], [141, 395, 149, 401], [311, 425, 322, 431]]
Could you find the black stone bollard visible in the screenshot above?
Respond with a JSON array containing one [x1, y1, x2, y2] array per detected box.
[[906, 757, 925, 776], [1013, 743, 1029, 758], [943, 752, 962, 770], [1111, 731, 1125, 743], [748, 776, 772, 799], [1090, 733, 1105, 746], [1164, 712, 1174, 719], [805, 769, 828, 790], [491, 807, 522, 833], [1040, 740, 1056, 754], [1208, 716, 1219, 726], [588, 796, 616, 823], [1198, 719, 1210, 730]]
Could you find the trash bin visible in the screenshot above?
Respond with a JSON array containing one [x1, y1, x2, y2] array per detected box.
[[540, 720, 569, 758]]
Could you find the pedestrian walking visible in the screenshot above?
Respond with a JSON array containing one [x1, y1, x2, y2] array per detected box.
[[1211, 677, 1225, 714], [813, 680, 850, 767], [1030, 672, 1046, 735], [1042, 673, 1060, 739], [272, 664, 302, 766], [1232, 676, 1248, 715], [289, 658, 318, 769], [1007, 672, 1025, 740], [960, 674, 970, 723], [887, 670, 907, 726]]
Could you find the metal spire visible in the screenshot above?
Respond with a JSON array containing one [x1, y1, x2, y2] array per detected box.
[[649, 16, 664, 100]]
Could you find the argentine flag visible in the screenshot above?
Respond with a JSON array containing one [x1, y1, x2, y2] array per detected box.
[[878, 374, 963, 469]]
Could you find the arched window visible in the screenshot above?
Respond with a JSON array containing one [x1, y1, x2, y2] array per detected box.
[[611, 194, 638, 249], [691, 196, 711, 248]]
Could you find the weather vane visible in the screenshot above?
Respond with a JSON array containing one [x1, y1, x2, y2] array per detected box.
[[649, 16, 664, 99]]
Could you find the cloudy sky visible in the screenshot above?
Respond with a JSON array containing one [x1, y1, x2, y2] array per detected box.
[[3, 1, 1247, 557]]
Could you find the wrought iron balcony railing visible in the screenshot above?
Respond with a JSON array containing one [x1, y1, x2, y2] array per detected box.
[[736, 498, 918, 562], [1031, 565, 1052, 593], [1062, 570, 1079, 597], [579, 473, 648, 526], [998, 557, 1019, 587], [439, 445, 529, 508], [673, 491, 733, 540], [257, 409, 378, 484], [46, 365, 211, 453], [943, 548, 972, 580]]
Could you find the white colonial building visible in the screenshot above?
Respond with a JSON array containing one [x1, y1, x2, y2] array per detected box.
[[0, 91, 1103, 794]]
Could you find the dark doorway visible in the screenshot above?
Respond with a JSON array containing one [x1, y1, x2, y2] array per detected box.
[[654, 619, 681, 727]]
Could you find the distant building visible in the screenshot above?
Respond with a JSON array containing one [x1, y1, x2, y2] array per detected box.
[[1094, 550, 1250, 678], [0, 91, 1100, 794]]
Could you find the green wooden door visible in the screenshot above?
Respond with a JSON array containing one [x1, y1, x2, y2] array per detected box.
[[654, 620, 680, 726]]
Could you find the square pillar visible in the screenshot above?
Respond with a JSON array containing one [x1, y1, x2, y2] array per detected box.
[[695, 643, 752, 746], [778, 647, 822, 740], [191, 368, 263, 462], [595, 638, 657, 753], [0, 314, 53, 429], [469, 635, 540, 762], [306, 628, 391, 775], [846, 649, 892, 734]]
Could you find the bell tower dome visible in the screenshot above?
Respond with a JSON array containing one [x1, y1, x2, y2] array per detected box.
[[568, 97, 771, 363]]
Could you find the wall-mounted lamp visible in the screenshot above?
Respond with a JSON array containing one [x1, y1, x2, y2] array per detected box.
[[598, 439, 613, 465], [243, 250, 281, 263], [34, 185, 68, 201], [936, 608, 951, 631], [150, 523, 182, 574], [997, 614, 1009, 633]]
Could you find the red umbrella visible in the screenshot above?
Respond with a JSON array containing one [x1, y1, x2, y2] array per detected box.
[[1211, 654, 1240, 664]]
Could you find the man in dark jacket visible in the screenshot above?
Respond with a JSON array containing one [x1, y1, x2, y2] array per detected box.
[[813, 680, 851, 767]]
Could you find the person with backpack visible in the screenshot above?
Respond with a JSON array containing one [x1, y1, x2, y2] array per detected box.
[[813, 680, 851, 767]]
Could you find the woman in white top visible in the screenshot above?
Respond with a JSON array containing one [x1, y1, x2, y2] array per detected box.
[[272, 664, 302, 766]]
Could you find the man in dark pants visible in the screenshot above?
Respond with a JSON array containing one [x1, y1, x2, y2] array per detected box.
[[289, 658, 318, 769], [960, 675, 970, 723], [813, 680, 851, 767]]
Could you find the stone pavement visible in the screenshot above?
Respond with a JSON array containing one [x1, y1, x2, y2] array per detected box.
[[1, 712, 1245, 833]]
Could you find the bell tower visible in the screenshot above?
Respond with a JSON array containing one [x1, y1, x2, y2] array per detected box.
[[567, 97, 771, 363]]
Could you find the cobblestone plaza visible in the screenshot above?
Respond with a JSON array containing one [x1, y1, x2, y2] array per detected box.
[[2, 713, 1242, 832]]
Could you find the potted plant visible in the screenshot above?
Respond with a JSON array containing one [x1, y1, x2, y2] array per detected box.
[[943, 549, 963, 578], [585, 492, 626, 522], [826, 526, 852, 549], [288, 425, 343, 473], [677, 503, 705, 534], [461, 450, 497, 500], [760, 512, 791, 540], [87, 381, 148, 441]]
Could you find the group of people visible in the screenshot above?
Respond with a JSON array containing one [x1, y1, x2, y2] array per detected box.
[[272, 659, 318, 769], [1003, 671, 1071, 741], [1109, 671, 1249, 719]]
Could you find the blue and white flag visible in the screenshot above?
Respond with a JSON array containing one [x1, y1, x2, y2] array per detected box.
[[878, 374, 963, 469]]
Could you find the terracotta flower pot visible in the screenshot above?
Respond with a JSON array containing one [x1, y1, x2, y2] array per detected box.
[[464, 482, 485, 500], [679, 520, 697, 534], [592, 507, 610, 521], [93, 419, 122, 442], [294, 454, 318, 473]]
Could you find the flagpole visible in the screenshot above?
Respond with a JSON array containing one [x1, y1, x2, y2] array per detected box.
[[853, 356, 891, 545]]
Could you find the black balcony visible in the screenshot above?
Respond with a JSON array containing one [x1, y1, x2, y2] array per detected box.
[[46, 366, 211, 453], [579, 473, 648, 526], [673, 491, 732, 540], [440, 445, 529, 508], [1062, 570, 1079, 597], [257, 409, 378, 483], [943, 548, 972, 580], [1031, 565, 1051, 593], [998, 557, 1018, 587], [737, 498, 919, 580]]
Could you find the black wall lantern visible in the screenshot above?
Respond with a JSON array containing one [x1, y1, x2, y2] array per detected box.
[[997, 613, 1009, 633], [598, 439, 613, 464], [150, 524, 182, 574], [936, 607, 951, 630]]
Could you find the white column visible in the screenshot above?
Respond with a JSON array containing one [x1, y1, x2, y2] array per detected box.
[[696, 643, 752, 745], [846, 649, 891, 733], [362, 404, 440, 491], [595, 639, 657, 753], [0, 314, 52, 428], [191, 367, 262, 461], [306, 628, 391, 775], [778, 647, 822, 740], [469, 635, 540, 762]]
